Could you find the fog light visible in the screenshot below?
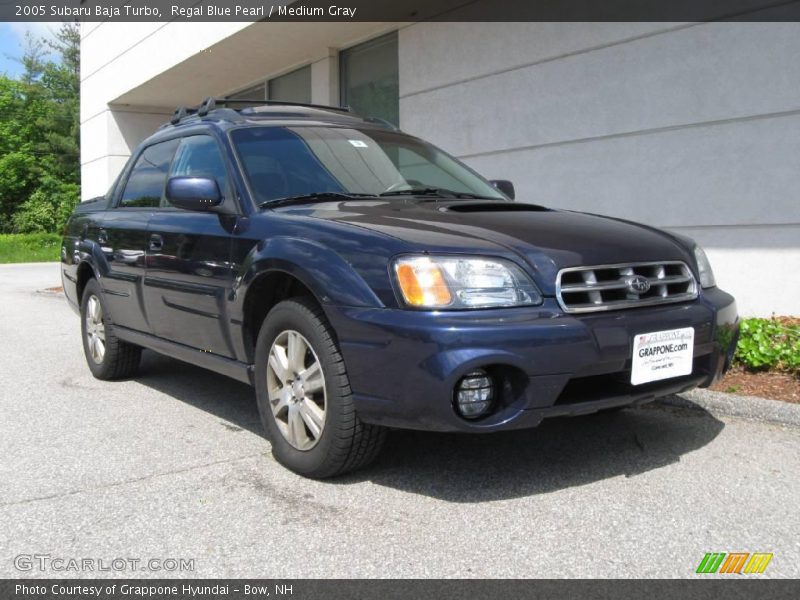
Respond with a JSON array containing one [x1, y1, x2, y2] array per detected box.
[[455, 369, 494, 419]]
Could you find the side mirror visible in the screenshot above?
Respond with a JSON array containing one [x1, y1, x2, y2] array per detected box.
[[166, 177, 222, 211], [490, 180, 515, 200]]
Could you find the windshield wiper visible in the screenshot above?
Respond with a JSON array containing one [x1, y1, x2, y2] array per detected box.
[[378, 187, 491, 199], [259, 192, 378, 209]]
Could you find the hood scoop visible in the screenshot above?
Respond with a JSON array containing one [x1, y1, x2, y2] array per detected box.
[[442, 202, 550, 213]]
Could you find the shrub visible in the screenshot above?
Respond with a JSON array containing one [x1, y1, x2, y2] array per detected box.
[[735, 317, 800, 373], [12, 177, 80, 234]]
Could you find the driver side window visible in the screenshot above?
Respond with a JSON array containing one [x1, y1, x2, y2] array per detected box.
[[167, 135, 230, 206], [118, 139, 180, 208]]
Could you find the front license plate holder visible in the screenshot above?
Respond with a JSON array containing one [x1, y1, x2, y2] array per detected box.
[[631, 327, 695, 385]]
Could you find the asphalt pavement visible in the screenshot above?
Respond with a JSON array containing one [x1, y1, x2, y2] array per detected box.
[[1, 262, 798, 578]]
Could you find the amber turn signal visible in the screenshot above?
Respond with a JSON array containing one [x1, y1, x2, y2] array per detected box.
[[395, 258, 453, 307]]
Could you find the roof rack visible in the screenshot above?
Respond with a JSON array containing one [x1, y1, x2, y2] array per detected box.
[[170, 105, 191, 125], [363, 116, 400, 131], [168, 96, 353, 126], [221, 98, 352, 113]]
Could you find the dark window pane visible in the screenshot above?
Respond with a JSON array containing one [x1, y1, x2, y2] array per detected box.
[[232, 127, 343, 204], [168, 136, 229, 204], [392, 146, 478, 194], [340, 32, 399, 126], [231, 126, 503, 203], [231, 83, 266, 101], [119, 139, 180, 208], [268, 66, 311, 103]]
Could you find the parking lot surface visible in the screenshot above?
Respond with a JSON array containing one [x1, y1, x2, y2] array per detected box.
[[1, 263, 798, 578]]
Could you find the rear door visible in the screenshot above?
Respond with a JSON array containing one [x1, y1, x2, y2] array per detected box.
[[143, 134, 239, 357], [100, 138, 180, 333]]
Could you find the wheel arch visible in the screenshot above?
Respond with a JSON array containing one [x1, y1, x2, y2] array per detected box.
[[76, 260, 98, 303], [242, 268, 323, 362], [235, 237, 384, 361]]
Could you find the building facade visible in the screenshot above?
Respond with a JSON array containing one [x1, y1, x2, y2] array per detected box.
[[80, 20, 800, 316]]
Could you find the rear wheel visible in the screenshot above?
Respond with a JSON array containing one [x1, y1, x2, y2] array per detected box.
[[254, 297, 386, 478], [80, 278, 141, 380]]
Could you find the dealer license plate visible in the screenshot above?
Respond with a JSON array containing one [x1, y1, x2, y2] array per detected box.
[[631, 327, 695, 385]]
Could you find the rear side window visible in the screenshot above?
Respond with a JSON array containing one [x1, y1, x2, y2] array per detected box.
[[118, 139, 180, 208], [168, 135, 229, 205]]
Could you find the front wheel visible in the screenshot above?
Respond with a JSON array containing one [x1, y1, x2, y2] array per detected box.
[[254, 298, 386, 478]]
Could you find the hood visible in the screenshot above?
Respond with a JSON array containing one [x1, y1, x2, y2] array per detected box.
[[276, 199, 696, 296]]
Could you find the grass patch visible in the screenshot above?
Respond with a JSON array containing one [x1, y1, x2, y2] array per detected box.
[[0, 233, 62, 264]]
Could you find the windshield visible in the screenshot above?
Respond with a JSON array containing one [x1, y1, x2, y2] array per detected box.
[[230, 125, 505, 205]]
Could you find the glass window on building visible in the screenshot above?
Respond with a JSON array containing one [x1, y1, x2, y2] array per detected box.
[[339, 32, 399, 126], [233, 83, 267, 101], [268, 66, 312, 103]]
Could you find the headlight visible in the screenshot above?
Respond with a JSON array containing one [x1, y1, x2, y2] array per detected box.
[[693, 245, 716, 289], [393, 255, 542, 309]]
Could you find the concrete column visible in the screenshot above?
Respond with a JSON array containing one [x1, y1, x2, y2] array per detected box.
[[310, 50, 339, 106], [80, 106, 171, 199]]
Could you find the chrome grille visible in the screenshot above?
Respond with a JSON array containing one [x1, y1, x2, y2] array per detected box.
[[556, 261, 697, 313]]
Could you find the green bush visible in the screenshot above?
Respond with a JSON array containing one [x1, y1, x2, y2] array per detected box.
[[0, 233, 62, 263], [12, 176, 80, 234], [735, 317, 800, 373]]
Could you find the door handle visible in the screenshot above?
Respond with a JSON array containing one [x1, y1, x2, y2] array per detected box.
[[149, 234, 163, 252], [97, 229, 108, 244]]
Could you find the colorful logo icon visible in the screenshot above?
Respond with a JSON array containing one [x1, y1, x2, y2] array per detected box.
[[696, 552, 773, 574]]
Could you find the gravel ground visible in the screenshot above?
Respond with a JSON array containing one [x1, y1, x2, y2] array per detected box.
[[1, 263, 798, 578]]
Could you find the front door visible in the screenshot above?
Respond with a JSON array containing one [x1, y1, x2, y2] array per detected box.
[[143, 134, 238, 357]]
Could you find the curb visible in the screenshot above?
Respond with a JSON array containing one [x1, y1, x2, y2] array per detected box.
[[658, 388, 800, 428]]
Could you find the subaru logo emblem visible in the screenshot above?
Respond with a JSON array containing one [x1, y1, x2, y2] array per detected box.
[[626, 275, 651, 294]]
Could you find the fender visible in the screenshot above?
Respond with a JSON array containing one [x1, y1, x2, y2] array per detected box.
[[79, 239, 111, 278], [234, 236, 385, 311], [61, 236, 109, 309]]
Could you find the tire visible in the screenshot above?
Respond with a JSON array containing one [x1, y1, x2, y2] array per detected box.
[[80, 278, 141, 380], [254, 297, 386, 478]]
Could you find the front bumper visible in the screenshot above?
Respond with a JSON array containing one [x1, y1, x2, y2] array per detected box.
[[326, 287, 738, 433]]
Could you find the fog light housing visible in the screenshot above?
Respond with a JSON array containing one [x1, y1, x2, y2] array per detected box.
[[455, 369, 494, 419]]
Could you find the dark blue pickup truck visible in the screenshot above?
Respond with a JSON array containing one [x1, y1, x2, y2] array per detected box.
[[62, 98, 738, 477]]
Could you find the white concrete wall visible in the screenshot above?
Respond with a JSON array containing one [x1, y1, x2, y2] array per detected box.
[[399, 22, 800, 316], [80, 107, 172, 199], [79, 21, 251, 199], [311, 51, 339, 106]]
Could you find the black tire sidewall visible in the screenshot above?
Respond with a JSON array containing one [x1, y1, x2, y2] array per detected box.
[[254, 299, 351, 476], [80, 279, 115, 379]]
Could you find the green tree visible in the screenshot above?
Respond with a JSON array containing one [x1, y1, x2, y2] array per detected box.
[[0, 75, 39, 229], [12, 175, 80, 233], [40, 23, 80, 185], [0, 23, 80, 233]]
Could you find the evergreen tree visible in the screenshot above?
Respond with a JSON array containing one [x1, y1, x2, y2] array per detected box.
[[0, 23, 80, 233]]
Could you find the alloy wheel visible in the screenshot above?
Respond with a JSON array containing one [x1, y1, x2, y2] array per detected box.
[[85, 294, 106, 364], [266, 330, 327, 450]]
